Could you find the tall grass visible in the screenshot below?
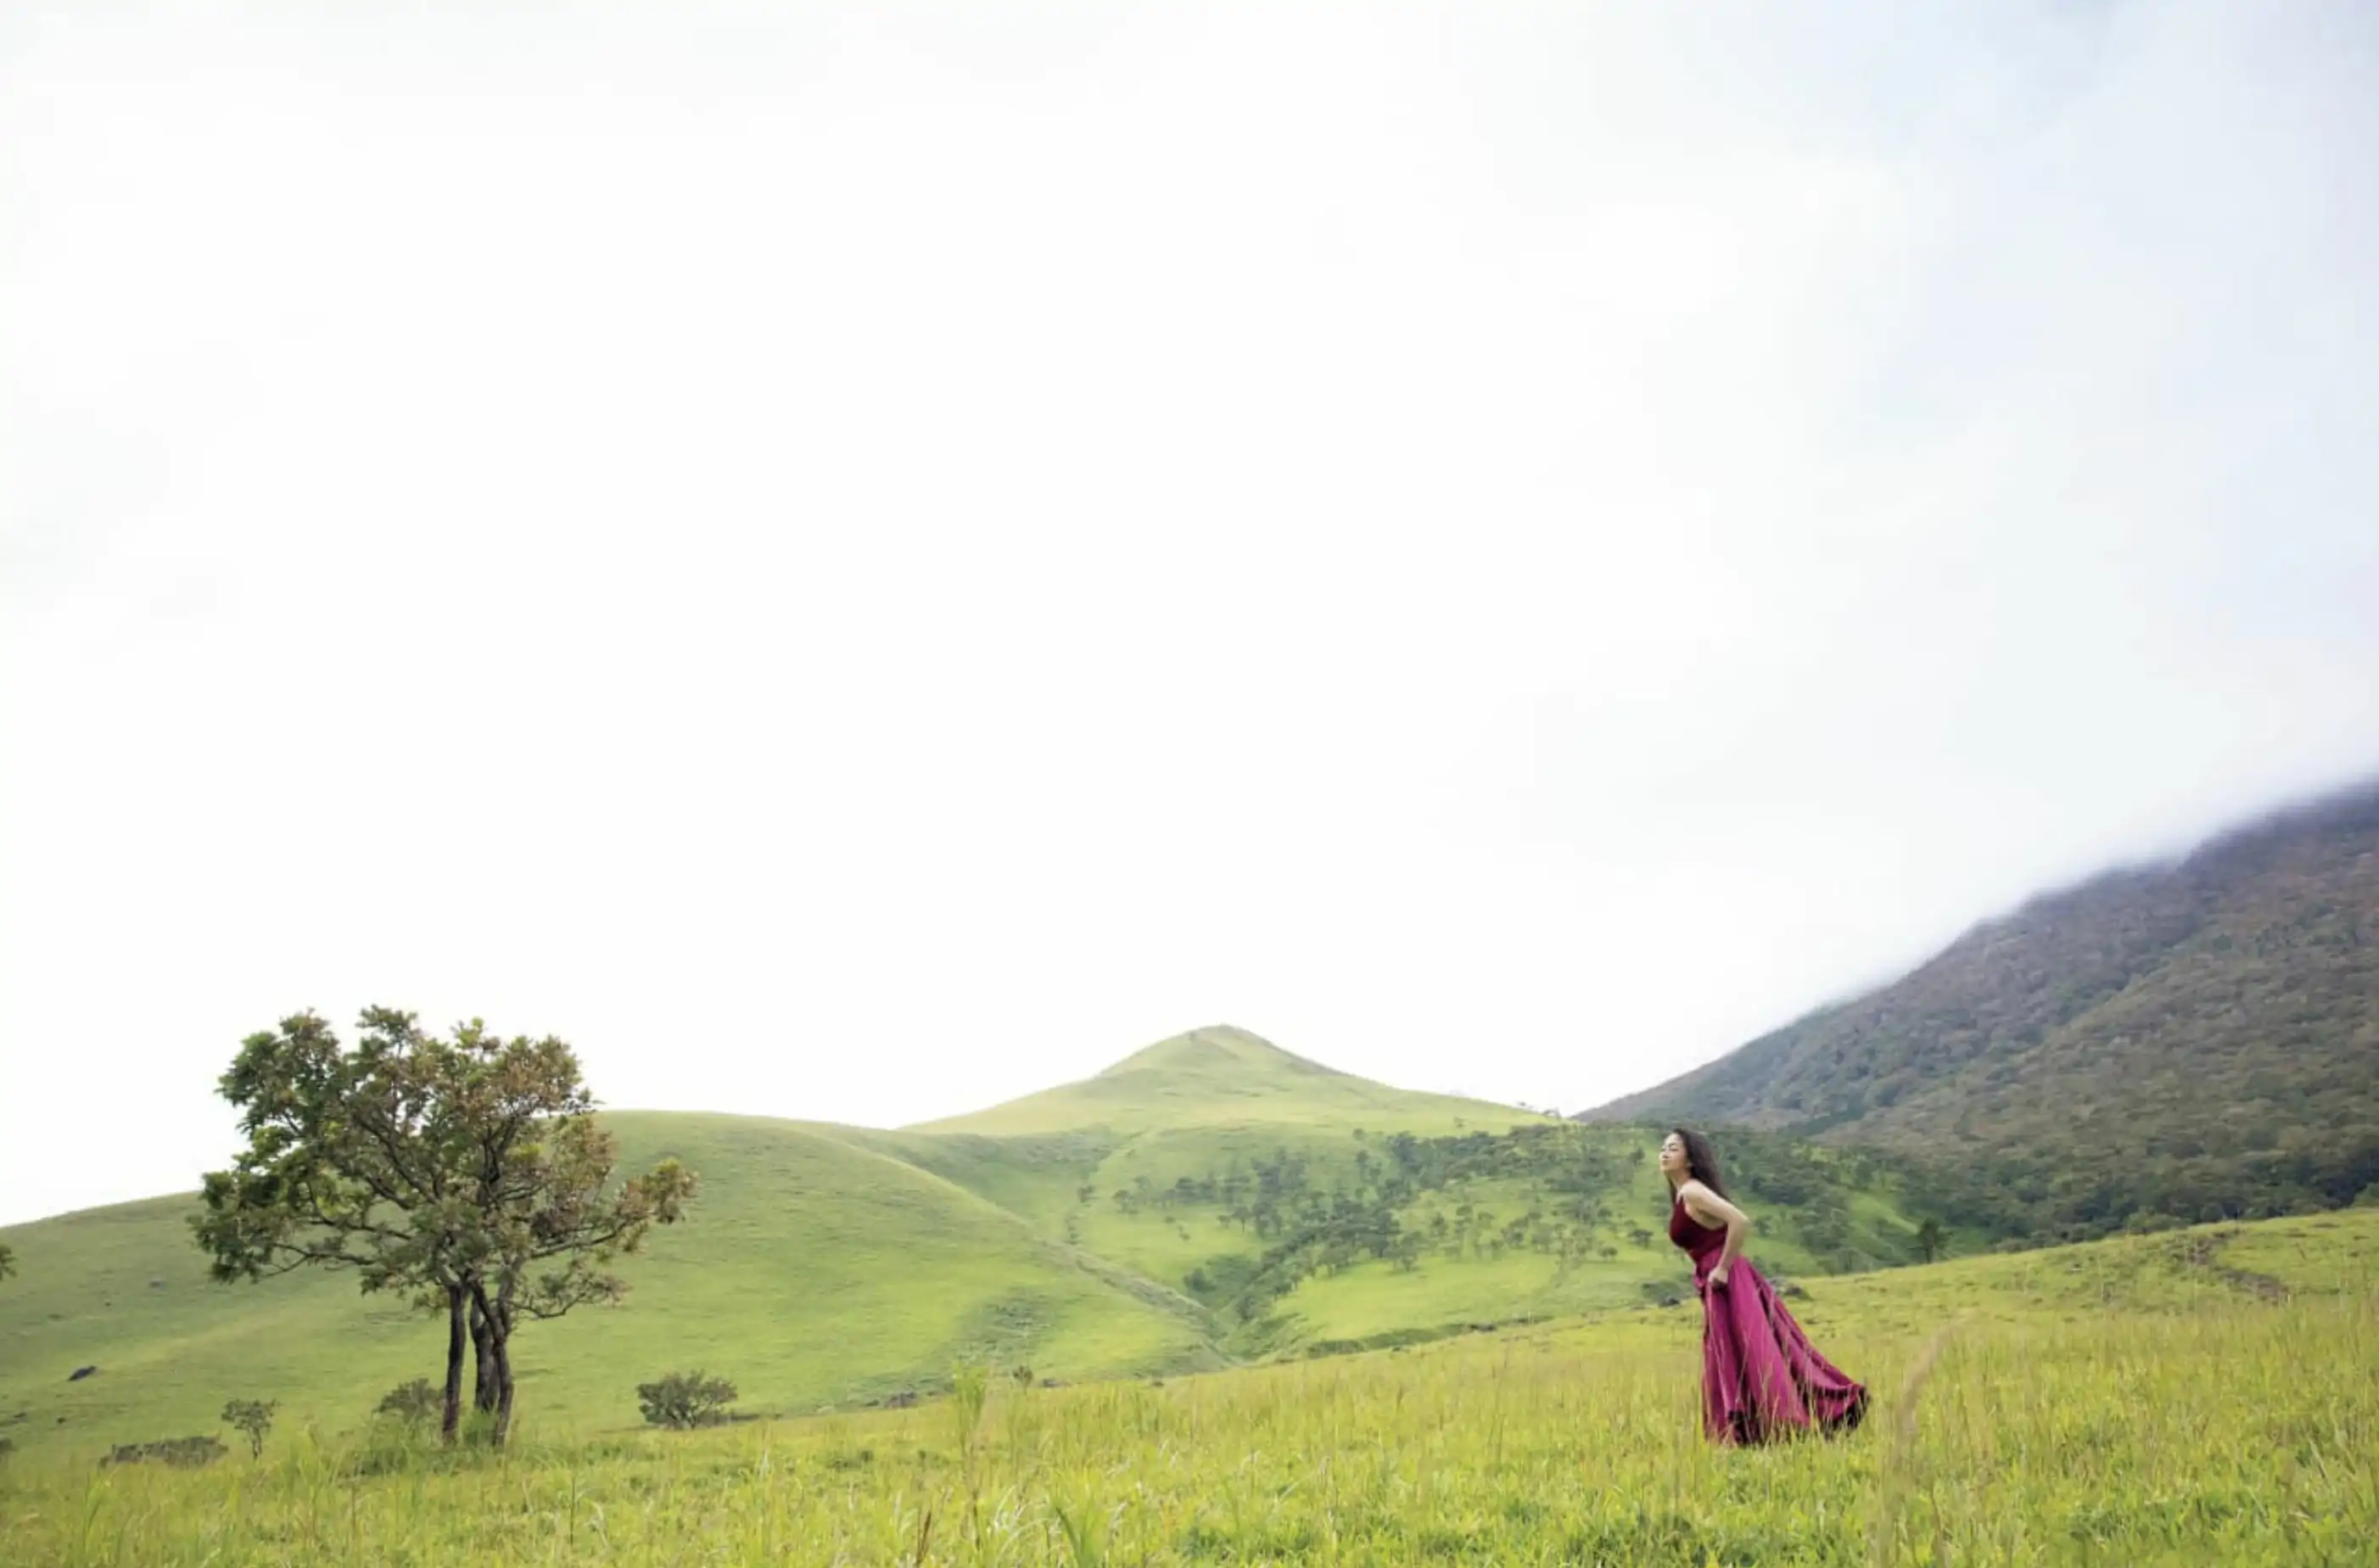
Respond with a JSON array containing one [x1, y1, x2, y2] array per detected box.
[[4, 1222, 2373, 1565]]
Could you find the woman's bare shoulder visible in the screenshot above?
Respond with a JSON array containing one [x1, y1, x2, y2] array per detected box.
[[1676, 1179, 1738, 1224]]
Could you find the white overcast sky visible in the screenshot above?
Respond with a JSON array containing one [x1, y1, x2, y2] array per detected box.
[[4, 1, 2376, 1225]]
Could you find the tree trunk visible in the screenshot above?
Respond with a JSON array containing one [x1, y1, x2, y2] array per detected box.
[[439, 1285, 466, 1446], [473, 1282, 518, 1448], [469, 1298, 497, 1414], [493, 1326, 517, 1448]]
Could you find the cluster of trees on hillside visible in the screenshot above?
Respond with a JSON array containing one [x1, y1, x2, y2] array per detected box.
[[1677, 1124, 1911, 1267], [191, 1008, 696, 1447], [1645, 1097, 2378, 1253], [1157, 1128, 1629, 1319], [1667, 1095, 2377, 1251], [1135, 1123, 1910, 1323], [1895, 1123, 2379, 1246]]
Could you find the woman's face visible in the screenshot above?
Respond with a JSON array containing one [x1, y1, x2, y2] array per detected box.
[[1658, 1133, 1687, 1179]]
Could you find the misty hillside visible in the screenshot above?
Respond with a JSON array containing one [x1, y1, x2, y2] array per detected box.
[[1586, 779, 2379, 1240]]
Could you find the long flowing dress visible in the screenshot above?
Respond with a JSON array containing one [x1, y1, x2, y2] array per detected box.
[[1669, 1195, 1868, 1445]]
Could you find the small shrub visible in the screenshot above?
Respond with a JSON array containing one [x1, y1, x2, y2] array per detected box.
[[375, 1379, 442, 1429], [635, 1372, 738, 1430], [102, 1436, 226, 1469], [221, 1398, 276, 1458]]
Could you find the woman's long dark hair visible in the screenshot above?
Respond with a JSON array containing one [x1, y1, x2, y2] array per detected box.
[[1671, 1127, 1729, 1199]]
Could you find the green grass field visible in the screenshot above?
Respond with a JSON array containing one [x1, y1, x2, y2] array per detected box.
[[2, 1209, 2370, 1565], [0, 1028, 1928, 1463]]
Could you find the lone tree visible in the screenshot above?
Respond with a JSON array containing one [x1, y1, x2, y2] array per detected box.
[[221, 1398, 276, 1458], [436, 1016, 697, 1445], [1915, 1217, 1946, 1264], [0, 1243, 15, 1283], [193, 1007, 695, 1447], [194, 1009, 482, 1442]]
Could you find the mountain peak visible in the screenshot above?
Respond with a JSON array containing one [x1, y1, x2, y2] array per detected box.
[[1094, 1026, 1346, 1082], [907, 1026, 1529, 1137]]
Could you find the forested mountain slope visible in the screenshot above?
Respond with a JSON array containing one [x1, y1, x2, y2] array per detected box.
[[1587, 779, 2379, 1238]]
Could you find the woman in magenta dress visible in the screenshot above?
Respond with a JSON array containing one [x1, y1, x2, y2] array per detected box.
[[1661, 1128, 1867, 1445]]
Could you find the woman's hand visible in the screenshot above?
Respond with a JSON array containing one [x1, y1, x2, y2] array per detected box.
[[1708, 1263, 1731, 1290]]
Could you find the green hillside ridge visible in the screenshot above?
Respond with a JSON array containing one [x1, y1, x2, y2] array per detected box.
[[1586, 776, 2379, 1241], [0, 1027, 1926, 1459]]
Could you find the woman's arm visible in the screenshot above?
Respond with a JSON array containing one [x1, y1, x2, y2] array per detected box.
[[1680, 1180, 1752, 1285]]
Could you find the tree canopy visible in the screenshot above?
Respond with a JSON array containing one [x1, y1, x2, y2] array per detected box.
[[193, 1007, 694, 1445]]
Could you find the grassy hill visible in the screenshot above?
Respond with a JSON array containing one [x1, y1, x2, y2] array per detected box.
[[6, 1207, 2372, 1564], [0, 1112, 1219, 1461], [0, 1028, 1927, 1459], [1587, 777, 2379, 1241]]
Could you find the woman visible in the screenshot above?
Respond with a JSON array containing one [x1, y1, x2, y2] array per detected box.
[[1661, 1128, 1867, 1445]]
